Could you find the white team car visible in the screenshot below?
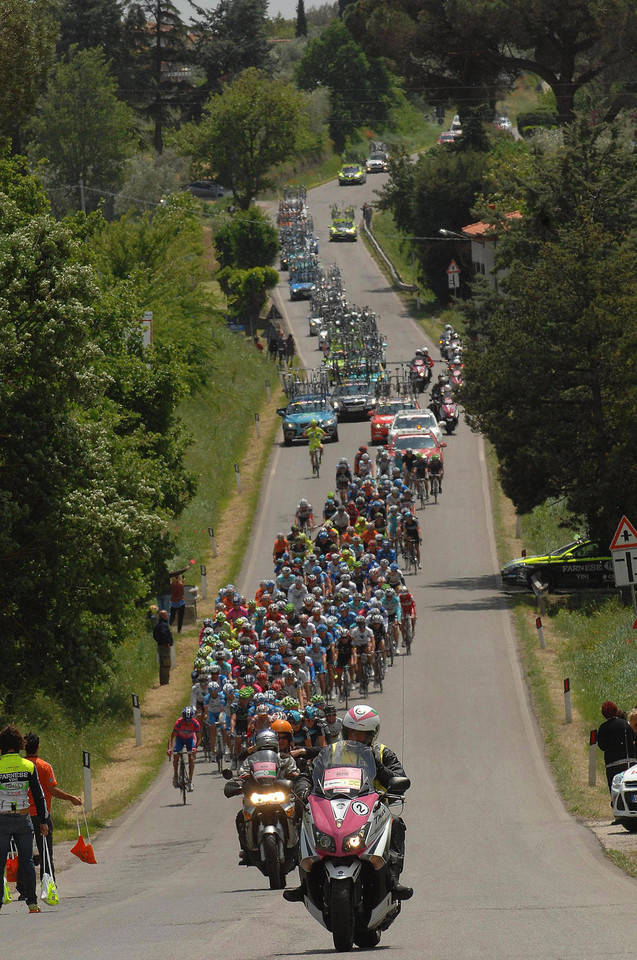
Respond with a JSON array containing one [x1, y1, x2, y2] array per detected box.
[[387, 409, 444, 445], [611, 764, 637, 832]]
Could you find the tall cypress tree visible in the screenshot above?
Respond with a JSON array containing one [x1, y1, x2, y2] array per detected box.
[[295, 0, 308, 37]]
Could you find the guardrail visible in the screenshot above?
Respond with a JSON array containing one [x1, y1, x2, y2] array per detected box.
[[361, 218, 418, 293]]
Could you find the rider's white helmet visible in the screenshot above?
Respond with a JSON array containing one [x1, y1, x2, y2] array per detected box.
[[342, 705, 380, 745]]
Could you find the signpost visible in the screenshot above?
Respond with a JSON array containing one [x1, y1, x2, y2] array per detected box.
[[609, 516, 637, 614], [446, 259, 460, 290]]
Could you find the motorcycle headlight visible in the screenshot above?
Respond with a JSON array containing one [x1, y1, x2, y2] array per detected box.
[[342, 826, 368, 852], [313, 827, 336, 853], [249, 791, 286, 804]]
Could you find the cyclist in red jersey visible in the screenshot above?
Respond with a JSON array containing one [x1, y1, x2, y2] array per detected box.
[[168, 707, 200, 791]]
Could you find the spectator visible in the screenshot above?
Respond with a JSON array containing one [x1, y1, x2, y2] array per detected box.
[[169, 573, 186, 633], [253, 335, 264, 352], [0, 724, 48, 914], [154, 609, 174, 685], [268, 334, 279, 360], [597, 700, 637, 791], [362, 202, 372, 228], [285, 333, 295, 366], [155, 564, 171, 617], [18, 733, 82, 892]]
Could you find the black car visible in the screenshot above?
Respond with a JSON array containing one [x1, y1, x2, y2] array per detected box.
[[184, 181, 230, 199], [331, 381, 378, 421], [501, 539, 614, 593]]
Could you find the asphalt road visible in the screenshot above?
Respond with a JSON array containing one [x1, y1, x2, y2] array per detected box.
[[10, 175, 637, 959]]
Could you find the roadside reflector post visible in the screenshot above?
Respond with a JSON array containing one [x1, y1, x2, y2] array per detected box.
[[266, 379, 271, 401], [207, 526, 218, 559], [564, 678, 572, 723], [535, 615, 546, 650], [234, 463, 241, 494], [589, 729, 597, 786], [531, 575, 549, 616], [255, 412, 261, 439], [200, 564, 207, 600], [82, 751, 92, 812], [515, 513, 522, 539], [132, 694, 142, 747]]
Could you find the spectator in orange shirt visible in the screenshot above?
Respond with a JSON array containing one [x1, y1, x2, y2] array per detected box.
[[24, 732, 82, 884]]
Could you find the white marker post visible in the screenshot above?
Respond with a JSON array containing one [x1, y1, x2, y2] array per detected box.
[[564, 678, 572, 723], [535, 615, 546, 650], [589, 729, 597, 786], [208, 526, 218, 559], [200, 563, 208, 600], [531, 575, 548, 616], [255, 412, 261, 439], [266, 379, 271, 401], [82, 751, 92, 812], [234, 463, 241, 494], [132, 693, 142, 747]]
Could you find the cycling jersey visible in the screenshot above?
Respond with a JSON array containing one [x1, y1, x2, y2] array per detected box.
[[173, 717, 201, 739], [403, 517, 420, 540], [306, 427, 325, 452]]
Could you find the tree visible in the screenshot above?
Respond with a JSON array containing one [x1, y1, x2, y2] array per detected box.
[[296, 19, 395, 151], [0, 0, 58, 148], [28, 46, 137, 214], [57, 0, 124, 58], [190, 0, 272, 104], [213, 208, 278, 270], [180, 68, 310, 209], [217, 265, 279, 334], [344, 0, 637, 125], [295, 0, 308, 37], [461, 120, 637, 540]]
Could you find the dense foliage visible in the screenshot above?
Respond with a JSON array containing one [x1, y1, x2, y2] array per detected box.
[[461, 121, 637, 540]]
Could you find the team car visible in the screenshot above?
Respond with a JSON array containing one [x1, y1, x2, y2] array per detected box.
[[369, 398, 420, 444], [331, 381, 378, 421], [366, 150, 389, 173], [277, 396, 339, 445], [338, 163, 367, 185], [387, 409, 444, 446], [500, 539, 614, 593], [611, 764, 637, 832], [329, 204, 357, 242]]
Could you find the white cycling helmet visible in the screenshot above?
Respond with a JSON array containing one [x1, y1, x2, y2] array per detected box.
[[342, 704, 380, 745]]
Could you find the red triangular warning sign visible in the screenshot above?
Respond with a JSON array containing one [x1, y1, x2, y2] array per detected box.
[[610, 516, 637, 550]]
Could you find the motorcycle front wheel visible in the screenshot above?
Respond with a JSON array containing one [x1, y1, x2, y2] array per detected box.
[[331, 880, 355, 952], [263, 834, 284, 890], [354, 929, 381, 948]]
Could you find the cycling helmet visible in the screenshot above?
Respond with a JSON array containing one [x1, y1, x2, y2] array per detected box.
[[243, 673, 256, 685], [264, 690, 277, 703], [415, 348, 424, 357], [299, 499, 308, 508], [342, 704, 380, 745], [430, 454, 440, 462], [182, 706, 195, 720], [223, 683, 235, 695], [207, 681, 220, 693], [254, 729, 279, 752], [310, 419, 318, 427], [281, 696, 299, 710], [191, 670, 199, 681], [311, 693, 325, 707], [283, 668, 295, 679], [255, 703, 270, 717], [238, 686, 254, 700], [296, 646, 307, 656], [254, 691, 267, 704], [288, 710, 302, 724], [358, 445, 367, 452], [304, 705, 317, 720]]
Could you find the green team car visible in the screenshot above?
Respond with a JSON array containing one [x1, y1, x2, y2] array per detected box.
[[338, 163, 367, 185], [277, 396, 339, 446], [500, 538, 614, 593]]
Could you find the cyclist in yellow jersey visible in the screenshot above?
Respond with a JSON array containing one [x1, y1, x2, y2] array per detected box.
[[0, 724, 49, 914]]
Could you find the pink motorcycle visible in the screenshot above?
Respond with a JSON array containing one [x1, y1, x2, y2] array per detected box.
[[295, 741, 409, 951], [440, 397, 459, 434]]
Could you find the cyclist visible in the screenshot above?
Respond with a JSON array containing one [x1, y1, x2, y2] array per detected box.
[[230, 687, 255, 769], [323, 705, 343, 743], [306, 420, 326, 471], [368, 610, 387, 680], [428, 453, 444, 494], [400, 508, 421, 569], [272, 532, 290, 565], [398, 585, 417, 645], [334, 629, 356, 700], [190, 674, 210, 744], [412, 452, 429, 501], [335, 458, 352, 502], [350, 615, 373, 683], [168, 707, 200, 791]]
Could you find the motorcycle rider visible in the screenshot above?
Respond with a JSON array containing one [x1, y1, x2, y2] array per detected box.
[[283, 704, 413, 902], [429, 374, 448, 420]]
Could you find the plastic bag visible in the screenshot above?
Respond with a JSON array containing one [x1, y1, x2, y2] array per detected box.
[[5, 841, 18, 882], [72, 811, 97, 864], [40, 843, 59, 906], [3, 877, 12, 904]]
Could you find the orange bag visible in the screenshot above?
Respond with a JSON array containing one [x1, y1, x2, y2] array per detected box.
[[5, 843, 18, 882], [70, 834, 86, 859], [73, 811, 97, 865]]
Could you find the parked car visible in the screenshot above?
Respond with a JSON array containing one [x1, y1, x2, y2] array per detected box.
[[500, 539, 614, 592], [184, 180, 230, 199], [369, 398, 420, 444], [277, 396, 339, 446], [338, 163, 367, 185], [611, 764, 637, 832], [436, 132, 456, 146], [331, 381, 377, 420], [387, 409, 444, 445]]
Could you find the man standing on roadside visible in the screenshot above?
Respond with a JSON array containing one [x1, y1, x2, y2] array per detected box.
[[17, 733, 83, 892], [0, 724, 48, 914], [154, 609, 174, 685]]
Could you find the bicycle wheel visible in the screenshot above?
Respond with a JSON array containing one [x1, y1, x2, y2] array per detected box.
[[376, 655, 383, 693], [418, 481, 425, 510], [201, 724, 211, 763], [343, 668, 350, 709], [431, 476, 438, 504], [215, 729, 223, 773], [405, 616, 413, 655], [388, 632, 394, 667], [179, 754, 188, 805]]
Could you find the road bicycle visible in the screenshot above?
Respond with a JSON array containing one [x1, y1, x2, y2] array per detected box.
[[200, 721, 212, 763], [387, 623, 398, 666], [430, 474, 439, 504], [310, 446, 322, 478], [176, 747, 189, 805], [403, 615, 414, 656], [214, 721, 226, 773], [405, 538, 418, 576], [416, 478, 427, 510], [359, 653, 373, 699], [374, 649, 385, 693], [339, 665, 351, 709]]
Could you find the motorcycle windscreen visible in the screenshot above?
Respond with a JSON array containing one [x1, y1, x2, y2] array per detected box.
[[248, 750, 281, 783], [312, 741, 376, 798]]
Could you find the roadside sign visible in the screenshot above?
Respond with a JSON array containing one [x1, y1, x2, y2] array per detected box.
[[446, 259, 460, 275], [446, 259, 460, 289], [610, 516, 637, 587]]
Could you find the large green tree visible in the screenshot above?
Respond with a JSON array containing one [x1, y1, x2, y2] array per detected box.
[[345, 0, 637, 124], [461, 120, 637, 540], [296, 19, 395, 151], [0, 0, 58, 148], [57, 0, 124, 57], [180, 68, 310, 209], [28, 46, 137, 213], [213, 207, 278, 270]]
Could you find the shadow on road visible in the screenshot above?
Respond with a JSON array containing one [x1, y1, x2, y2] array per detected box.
[[424, 575, 512, 613]]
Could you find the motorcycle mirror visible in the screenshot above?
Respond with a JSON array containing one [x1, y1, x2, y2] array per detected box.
[[388, 776, 411, 793], [440, 441, 447, 448], [222, 768, 233, 780], [223, 781, 242, 798]]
